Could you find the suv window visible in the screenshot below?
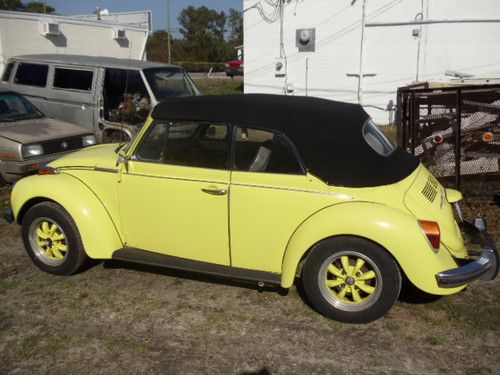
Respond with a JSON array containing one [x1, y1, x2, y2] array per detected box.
[[53, 68, 93, 91], [104, 68, 150, 124], [2, 62, 14, 82], [234, 126, 303, 174], [135, 121, 229, 170], [14, 63, 49, 87]]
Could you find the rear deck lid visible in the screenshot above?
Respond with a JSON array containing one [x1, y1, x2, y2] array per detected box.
[[403, 165, 465, 253]]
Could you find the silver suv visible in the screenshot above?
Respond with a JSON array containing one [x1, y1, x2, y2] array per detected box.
[[1, 55, 201, 143]]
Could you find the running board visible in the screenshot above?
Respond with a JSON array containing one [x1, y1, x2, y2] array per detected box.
[[112, 248, 281, 285]]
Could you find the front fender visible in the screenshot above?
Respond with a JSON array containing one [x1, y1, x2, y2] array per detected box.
[[281, 201, 465, 295], [11, 173, 123, 259]]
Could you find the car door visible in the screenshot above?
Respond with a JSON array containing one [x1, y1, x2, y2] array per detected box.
[[229, 126, 334, 274], [47, 65, 98, 133], [118, 120, 231, 266]]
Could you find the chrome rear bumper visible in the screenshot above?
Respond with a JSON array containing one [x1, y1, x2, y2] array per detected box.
[[437, 218, 498, 288]]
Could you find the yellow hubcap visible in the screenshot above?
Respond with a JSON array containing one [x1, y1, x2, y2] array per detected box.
[[325, 255, 378, 304], [35, 220, 68, 260]]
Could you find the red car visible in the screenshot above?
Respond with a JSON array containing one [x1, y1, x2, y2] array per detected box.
[[225, 55, 244, 78]]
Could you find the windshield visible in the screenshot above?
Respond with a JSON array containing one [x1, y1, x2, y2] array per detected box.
[[362, 119, 396, 156], [0, 93, 44, 122], [143, 67, 201, 101]]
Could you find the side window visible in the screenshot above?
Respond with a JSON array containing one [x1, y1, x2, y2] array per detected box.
[[135, 121, 229, 170], [103, 68, 151, 125], [14, 63, 49, 87], [2, 62, 14, 82], [53, 68, 93, 91], [234, 126, 303, 174]]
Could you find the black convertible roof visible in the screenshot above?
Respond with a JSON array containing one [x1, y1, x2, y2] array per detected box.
[[152, 94, 418, 187]]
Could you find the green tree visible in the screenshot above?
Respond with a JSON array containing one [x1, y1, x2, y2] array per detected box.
[[178, 6, 230, 62], [24, 1, 55, 13], [146, 30, 170, 63], [0, 0, 24, 10], [0, 0, 55, 13], [228, 8, 243, 45]]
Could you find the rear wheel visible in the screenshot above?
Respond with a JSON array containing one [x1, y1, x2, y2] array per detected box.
[[302, 236, 401, 323], [22, 202, 89, 275]]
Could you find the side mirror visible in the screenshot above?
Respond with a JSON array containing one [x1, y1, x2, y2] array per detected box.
[[116, 149, 131, 171]]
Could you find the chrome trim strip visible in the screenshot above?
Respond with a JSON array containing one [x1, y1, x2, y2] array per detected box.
[[94, 167, 118, 174]]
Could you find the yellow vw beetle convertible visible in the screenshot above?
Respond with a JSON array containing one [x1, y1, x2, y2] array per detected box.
[[5, 95, 498, 323]]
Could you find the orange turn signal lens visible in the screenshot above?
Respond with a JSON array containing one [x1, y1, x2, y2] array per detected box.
[[38, 166, 59, 175], [0, 154, 16, 159], [418, 220, 441, 250]]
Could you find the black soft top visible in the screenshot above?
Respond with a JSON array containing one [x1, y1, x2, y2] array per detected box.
[[152, 94, 418, 187]]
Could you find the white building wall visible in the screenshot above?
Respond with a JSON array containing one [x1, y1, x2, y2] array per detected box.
[[244, 0, 500, 123], [0, 11, 149, 75]]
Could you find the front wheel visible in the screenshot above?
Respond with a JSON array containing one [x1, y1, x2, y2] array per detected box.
[[302, 236, 401, 323], [22, 202, 89, 275]]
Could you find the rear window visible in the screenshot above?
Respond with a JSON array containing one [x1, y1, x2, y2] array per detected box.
[[2, 62, 14, 82], [14, 63, 49, 87], [362, 119, 396, 156], [53, 68, 94, 91]]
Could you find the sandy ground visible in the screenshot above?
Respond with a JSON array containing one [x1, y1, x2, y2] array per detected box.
[[0, 186, 499, 374]]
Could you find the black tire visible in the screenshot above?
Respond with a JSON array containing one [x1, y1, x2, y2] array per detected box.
[[302, 236, 401, 323], [22, 201, 89, 275]]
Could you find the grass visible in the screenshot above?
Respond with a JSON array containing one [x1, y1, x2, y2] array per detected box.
[[194, 78, 243, 95], [0, 185, 10, 218], [425, 336, 444, 346]]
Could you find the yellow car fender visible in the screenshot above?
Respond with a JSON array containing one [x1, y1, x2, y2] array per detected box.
[[281, 201, 465, 295], [11, 173, 123, 259]]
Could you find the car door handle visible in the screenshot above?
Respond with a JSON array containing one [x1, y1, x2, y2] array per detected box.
[[201, 186, 228, 196]]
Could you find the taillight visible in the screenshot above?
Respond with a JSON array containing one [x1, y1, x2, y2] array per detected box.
[[482, 132, 493, 142], [418, 220, 440, 250], [38, 166, 59, 175], [432, 134, 443, 144]]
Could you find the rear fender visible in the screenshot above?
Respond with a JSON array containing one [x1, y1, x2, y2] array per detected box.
[[281, 202, 465, 295], [11, 173, 123, 259]]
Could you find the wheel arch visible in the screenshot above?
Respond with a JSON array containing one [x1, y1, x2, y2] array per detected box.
[[12, 174, 123, 259], [280, 201, 465, 295]]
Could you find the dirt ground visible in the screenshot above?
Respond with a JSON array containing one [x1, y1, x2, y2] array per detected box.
[[0, 185, 499, 375]]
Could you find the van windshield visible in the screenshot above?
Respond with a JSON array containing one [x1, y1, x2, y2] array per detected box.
[[143, 68, 200, 101], [0, 93, 44, 122]]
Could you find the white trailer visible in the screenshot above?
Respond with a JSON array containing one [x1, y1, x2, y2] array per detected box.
[[243, 0, 500, 123]]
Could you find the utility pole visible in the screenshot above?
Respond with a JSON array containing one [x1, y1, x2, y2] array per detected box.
[[347, 0, 376, 105], [358, 0, 367, 105], [167, 0, 172, 64]]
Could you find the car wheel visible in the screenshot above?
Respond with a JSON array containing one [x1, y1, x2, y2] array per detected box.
[[302, 236, 401, 323], [22, 202, 89, 275]]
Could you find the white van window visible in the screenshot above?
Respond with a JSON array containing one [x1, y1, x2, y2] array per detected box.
[[14, 63, 49, 87], [2, 63, 14, 82], [53, 68, 93, 92], [103, 68, 151, 125]]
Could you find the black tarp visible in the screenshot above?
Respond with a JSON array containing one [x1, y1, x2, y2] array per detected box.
[[152, 94, 418, 187]]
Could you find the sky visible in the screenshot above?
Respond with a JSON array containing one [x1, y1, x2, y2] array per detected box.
[[43, 0, 243, 36]]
